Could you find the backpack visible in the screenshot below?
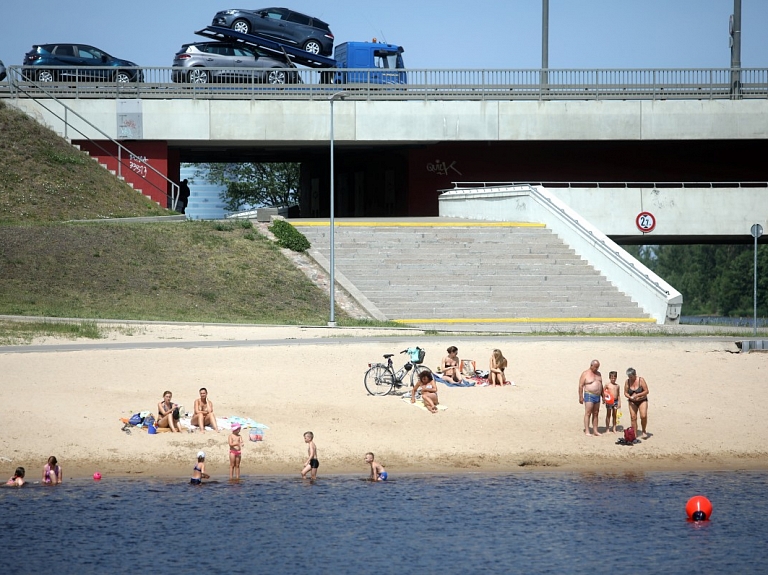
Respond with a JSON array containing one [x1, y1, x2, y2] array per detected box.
[[624, 427, 636, 443], [406, 347, 426, 364], [128, 413, 143, 426]]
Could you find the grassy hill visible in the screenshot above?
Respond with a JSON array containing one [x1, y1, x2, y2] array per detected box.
[[0, 101, 348, 325]]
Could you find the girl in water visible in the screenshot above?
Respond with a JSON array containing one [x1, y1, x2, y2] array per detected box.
[[42, 456, 62, 485], [7, 467, 25, 486]]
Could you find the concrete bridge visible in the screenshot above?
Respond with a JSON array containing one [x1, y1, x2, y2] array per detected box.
[[3, 67, 767, 241]]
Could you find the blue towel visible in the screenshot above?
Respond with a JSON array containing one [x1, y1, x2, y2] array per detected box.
[[432, 373, 475, 387]]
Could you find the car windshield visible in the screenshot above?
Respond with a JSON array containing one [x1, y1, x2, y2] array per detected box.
[[374, 50, 403, 69]]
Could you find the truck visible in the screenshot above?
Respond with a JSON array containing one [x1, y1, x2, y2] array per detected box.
[[196, 26, 406, 85]]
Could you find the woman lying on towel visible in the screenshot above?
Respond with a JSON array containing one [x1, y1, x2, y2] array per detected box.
[[412, 371, 439, 413]]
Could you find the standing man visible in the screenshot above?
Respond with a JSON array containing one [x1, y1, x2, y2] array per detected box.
[[178, 179, 191, 214], [192, 387, 219, 433], [578, 359, 603, 436]]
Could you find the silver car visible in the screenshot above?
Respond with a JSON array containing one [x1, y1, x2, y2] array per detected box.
[[171, 41, 297, 84]]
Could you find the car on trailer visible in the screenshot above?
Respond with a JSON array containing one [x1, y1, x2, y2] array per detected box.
[[172, 41, 298, 84], [211, 7, 334, 56]]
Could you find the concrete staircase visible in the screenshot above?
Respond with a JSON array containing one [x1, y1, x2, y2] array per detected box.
[[295, 221, 650, 323]]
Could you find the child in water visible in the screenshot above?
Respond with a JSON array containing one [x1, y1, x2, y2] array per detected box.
[[229, 423, 243, 480], [603, 370, 621, 433], [301, 431, 319, 480], [191, 451, 210, 485], [42, 456, 62, 485], [364, 452, 388, 481], [6, 467, 25, 486]]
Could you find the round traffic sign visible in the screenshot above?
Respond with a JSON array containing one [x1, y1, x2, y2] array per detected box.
[[636, 211, 656, 233], [751, 224, 763, 238]]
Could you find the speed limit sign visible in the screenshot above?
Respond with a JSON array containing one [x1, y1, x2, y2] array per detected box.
[[636, 211, 656, 233]]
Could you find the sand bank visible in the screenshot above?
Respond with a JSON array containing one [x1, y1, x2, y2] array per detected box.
[[2, 325, 766, 479]]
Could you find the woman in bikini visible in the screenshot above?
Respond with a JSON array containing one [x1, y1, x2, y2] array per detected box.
[[412, 371, 439, 413], [157, 390, 181, 432], [42, 456, 62, 485], [441, 346, 461, 383], [624, 367, 650, 439], [489, 349, 508, 387]]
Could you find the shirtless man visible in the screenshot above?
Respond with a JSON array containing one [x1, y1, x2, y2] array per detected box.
[[192, 387, 219, 433], [578, 359, 604, 436]]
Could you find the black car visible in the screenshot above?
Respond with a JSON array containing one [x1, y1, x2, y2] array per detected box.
[[22, 44, 142, 82], [0, 60, 6, 82], [212, 7, 334, 56]]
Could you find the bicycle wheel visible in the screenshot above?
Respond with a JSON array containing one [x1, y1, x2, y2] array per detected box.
[[409, 364, 432, 387], [364, 365, 395, 396]]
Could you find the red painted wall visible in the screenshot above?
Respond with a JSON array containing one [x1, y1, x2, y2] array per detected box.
[[73, 140, 170, 206]]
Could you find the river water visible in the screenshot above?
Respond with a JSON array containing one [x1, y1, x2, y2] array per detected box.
[[2, 471, 766, 574]]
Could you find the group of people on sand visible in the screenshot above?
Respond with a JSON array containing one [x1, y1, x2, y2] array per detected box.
[[440, 347, 510, 385], [6, 456, 62, 487], [579, 359, 650, 439], [156, 388, 219, 433]]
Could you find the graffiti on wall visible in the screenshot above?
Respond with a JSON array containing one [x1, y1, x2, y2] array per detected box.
[[426, 159, 462, 177]]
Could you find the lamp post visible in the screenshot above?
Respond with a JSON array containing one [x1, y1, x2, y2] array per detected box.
[[328, 91, 347, 327], [751, 223, 763, 335]]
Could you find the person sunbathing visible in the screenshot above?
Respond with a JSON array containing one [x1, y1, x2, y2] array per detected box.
[[441, 346, 462, 383], [192, 387, 219, 433], [412, 371, 439, 413], [157, 390, 182, 432]]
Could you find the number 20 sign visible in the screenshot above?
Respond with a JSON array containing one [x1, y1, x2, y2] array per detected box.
[[636, 211, 656, 233]]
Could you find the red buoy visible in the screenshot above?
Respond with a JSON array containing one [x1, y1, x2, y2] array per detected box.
[[686, 496, 712, 521]]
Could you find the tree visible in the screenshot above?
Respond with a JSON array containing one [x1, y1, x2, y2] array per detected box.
[[194, 163, 300, 211]]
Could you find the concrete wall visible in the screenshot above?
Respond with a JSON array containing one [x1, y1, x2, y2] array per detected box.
[[11, 98, 768, 143], [439, 185, 683, 324], [553, 186, 768, 239]]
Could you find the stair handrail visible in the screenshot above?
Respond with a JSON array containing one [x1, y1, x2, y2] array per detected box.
[[6, 68, 179, 210]]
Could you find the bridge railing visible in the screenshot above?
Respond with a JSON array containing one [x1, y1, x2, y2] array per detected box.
[[2, 66, 766, 100]]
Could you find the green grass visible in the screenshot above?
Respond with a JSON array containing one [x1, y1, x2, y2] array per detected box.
[[0, 101, 170, 223], [0, 101, 352, 328], [0, 220, 344, 324], [0, 320, 103, 345]]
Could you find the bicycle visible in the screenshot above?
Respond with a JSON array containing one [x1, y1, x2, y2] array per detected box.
[[364, 347, 432, 396]]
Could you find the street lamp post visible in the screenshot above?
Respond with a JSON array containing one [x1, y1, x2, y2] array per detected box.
[[751, 223, 763, 335], [328, 91, 347, 327]]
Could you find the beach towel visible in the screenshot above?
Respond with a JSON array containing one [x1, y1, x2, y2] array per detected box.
[[401, 394, 447, 411], [432, 373, 474, 387]]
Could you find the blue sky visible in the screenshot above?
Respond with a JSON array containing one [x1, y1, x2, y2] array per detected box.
[[1, 0, 766, 70]]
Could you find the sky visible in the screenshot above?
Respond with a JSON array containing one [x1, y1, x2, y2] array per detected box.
[[1, 0, 766, 70]]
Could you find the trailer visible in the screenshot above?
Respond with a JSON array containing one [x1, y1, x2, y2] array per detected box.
[[195, 26, 406, 84]]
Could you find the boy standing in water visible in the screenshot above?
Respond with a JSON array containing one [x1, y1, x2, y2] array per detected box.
[[229, 423, 243, 480], [301, 431, 319, 480], [604, 371, 621, 433], [364, 452, 388, 481]]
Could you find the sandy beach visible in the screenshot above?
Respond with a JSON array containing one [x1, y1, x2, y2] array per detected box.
[[2, 323, 767, 479]]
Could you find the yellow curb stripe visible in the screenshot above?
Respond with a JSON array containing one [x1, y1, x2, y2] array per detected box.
[[392, 317, 657, 324], [293, 221, 545, 228]]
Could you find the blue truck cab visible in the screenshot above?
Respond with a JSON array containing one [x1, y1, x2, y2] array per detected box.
[[333, 41, 406, 84]]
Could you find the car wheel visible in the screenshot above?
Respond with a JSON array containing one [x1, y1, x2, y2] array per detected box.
[[232, 19, 251, 34], [267, 69, 287, 85], [303, 40, 321, 55], [37, 70, 54, 82], [115, 71, 131, 83], [188, 68, 209, 84]]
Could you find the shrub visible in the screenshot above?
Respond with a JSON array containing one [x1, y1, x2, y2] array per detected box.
[[269, 219, 310, 252]]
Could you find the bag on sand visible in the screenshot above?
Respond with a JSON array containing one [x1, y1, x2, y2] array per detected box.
[[128, 413, 143, 426], [623, 427, 636, 443]]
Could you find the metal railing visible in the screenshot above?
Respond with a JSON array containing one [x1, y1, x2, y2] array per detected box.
[[1, 66, 766, 101], [449, 180, 768, 190], [4, 68, 179, 208]]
